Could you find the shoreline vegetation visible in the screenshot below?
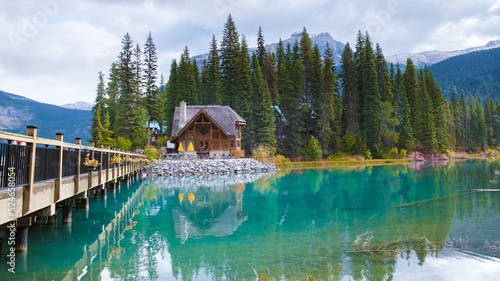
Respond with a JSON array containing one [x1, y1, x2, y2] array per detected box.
[[91, 15, 498, 164], [275, 154, 497, 168]]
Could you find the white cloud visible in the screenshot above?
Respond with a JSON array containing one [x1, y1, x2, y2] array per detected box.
[[0, 0, 499, 105]]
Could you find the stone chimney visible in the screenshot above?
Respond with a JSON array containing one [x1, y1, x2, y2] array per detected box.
[[180, 101, 186, 124]]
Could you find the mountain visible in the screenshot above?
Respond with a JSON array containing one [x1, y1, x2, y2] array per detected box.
[[192, 32, 345, 64], [61, 101, 93, 111], [265, 32, 345, 62], [429, 47, 500, 100], [386, 39, 500, 67], [0, 90, 92, 143]]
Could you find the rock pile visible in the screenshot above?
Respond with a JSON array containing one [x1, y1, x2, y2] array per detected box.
[[144, 158, 279, 176]]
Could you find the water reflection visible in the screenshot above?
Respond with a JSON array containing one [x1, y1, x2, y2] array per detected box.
[[2, 161, 500, 280]]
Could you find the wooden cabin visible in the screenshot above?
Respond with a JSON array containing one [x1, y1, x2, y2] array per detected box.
[[170, 101, 246, 158]]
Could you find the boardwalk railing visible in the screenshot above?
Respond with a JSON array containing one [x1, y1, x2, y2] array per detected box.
[[0, 126, 146, 226]]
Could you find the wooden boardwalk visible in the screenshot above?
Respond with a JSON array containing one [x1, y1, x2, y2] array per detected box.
[[0, 126, 146, 251]]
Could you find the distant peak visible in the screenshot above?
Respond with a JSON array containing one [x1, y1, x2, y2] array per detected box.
[[291, 31, 302, 37], [486, 39, 500, 47]]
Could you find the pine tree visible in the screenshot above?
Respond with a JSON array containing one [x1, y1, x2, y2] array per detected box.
[[416, 69, 436, 151], [262, 52, 279, 106], [300, 27, 314, 134], [317, 43, 337, 153], [93, 71, 107, 120], [199, 59, 210, 105], [193, 58, 202, 103], [234, 36, 252, 122], [458, 94, 468, 150], [205, 35, 221, 105], [247, 56, 276, 151], [143, 32, 163, 144], [219, 14, 240, 107], [165, 60, 179, 135], [106, 62, 119, 131], [310, 44, 323, 137], [177, 46, 198, 105], [474, 98, 487, 151], [102, 112, 114, 147], [256, 26, 266, 68], [276, 39, 286, 69], [394, 65, 413, 151], [425, 68, 449, 151], [91, 105, 105, 145], [282, 58, 306, 158], [340, 42, 358, 135], [375, 43, 392, 104], [115, 33, 148, 147], [404, 58, 418, 131], [133, 43, 143, 102], [360, 33, 381, 158], [354, 31, 365, 123]]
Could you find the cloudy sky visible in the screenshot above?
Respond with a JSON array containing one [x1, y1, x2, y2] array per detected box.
[[1, 0, 500, 106]]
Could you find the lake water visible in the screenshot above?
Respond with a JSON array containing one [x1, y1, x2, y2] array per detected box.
[[2, 160, 500, 280]]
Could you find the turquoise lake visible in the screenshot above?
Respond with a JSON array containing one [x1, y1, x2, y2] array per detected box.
[[2, 160, 500, 280]]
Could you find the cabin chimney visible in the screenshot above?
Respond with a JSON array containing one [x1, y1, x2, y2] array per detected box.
[[180, 101, 186, 124]]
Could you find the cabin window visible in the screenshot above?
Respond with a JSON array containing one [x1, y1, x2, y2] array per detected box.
[[230, 140, 235, 148], [237, 140, 240, 148], [236, 127, 240, 138]]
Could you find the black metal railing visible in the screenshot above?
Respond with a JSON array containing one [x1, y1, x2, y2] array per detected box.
[[2, 138, 141, 189], [34, 147, 59, 182], [0, 143, 30, 188], [62, 149, 78, 177]]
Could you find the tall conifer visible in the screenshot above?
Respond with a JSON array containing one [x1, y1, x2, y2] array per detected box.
[[220, 14, 240, 107]]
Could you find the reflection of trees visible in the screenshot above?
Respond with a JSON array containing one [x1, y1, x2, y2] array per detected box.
[[103, 160, 500, 280]]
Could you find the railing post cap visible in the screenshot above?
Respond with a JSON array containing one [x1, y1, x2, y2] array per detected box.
[[75, 138, 81, 140], [27, 125, 37, 129], [56, 133, 63, 136]]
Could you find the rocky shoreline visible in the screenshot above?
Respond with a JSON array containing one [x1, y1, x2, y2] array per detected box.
[[143, 158, 279, 176]]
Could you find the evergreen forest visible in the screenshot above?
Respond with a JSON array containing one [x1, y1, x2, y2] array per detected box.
[[90, 15, 500, 159]]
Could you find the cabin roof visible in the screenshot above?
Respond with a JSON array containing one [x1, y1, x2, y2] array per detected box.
[[171, 105, 245, 137]]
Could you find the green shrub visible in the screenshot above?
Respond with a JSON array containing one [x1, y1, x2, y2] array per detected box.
[[307, 136, 322, 161], [399, 149, 407, 159], [115, 137, 132, 150], [252, 145, 272, 162], [145, 145, 160, 160]]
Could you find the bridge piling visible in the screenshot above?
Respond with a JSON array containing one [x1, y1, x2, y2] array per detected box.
[[15, 217, 31, 252], [62, 200, 72, 225]]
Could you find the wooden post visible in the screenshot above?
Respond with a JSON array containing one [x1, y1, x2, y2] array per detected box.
[[99, 145, 103, 185], [89, 141, 95, 159], [55, 133, 63, 202], [23, 126, 37, 215], [75, 138, 81, 194], [89, 141, 94, 189], [107, 146, 111, 181]]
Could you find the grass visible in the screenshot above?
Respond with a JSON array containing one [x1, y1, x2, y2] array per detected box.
[[275, 158, 410, 169]]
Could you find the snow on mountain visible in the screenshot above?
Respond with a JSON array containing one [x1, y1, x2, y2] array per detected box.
[[192, 32, 346, 64], [266, 32, 345, 62], [386, 39, 500, 67], [61, 101, 93, 111], [193, 32, 500, 69]]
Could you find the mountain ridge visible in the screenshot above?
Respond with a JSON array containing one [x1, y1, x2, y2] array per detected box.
[[386, 39, 500, 67], [192, 32, 500, 68], [0, 90, 91, 143]]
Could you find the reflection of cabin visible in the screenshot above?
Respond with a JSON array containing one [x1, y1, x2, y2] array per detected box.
[[170, 101, 246, 158], [172, 184, 247, 244]]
